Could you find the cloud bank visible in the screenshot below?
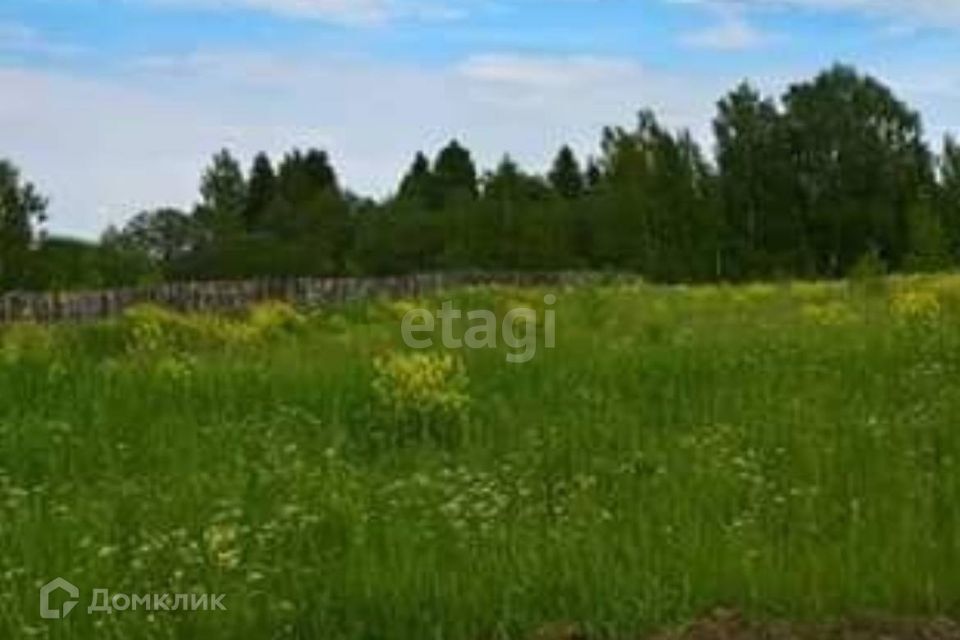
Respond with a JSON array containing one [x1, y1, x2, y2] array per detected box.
[[139, 0, 463, 24]]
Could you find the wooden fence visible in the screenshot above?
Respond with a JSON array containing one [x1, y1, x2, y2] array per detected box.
[[0, 272, 617, 324]]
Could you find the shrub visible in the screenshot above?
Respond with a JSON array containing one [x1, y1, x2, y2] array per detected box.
[[371, 351, 471, 446], [247, 301, 307, 338], [0, 322, 56, 365], [120, 304, 196, 354], [890, 289, 941, 326], [121, 302, 310, 356]]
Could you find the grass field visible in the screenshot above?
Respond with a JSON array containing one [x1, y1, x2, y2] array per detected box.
[[2, 275, 960, 639]]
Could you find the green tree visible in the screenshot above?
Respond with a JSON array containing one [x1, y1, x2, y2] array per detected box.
[[937, 136, 960, 259], [196, 149, 246, 240], [114, 208, 197, 267], [480, 156, 556, 268], [714, 82, 805, 278], [397, 152, 437, 207], [260, 148, 350, 274], [98, 227, 160, 286], [483, 156, 551, 204], [783, 64, 933, 275], [245, 152, 276, 231], [268, 149, 341, 224], [585, 159, 603, 191], [904, 194, 951, 273], [597, 110, 719, 280], [433, 140, 478, 205], [548, 145, 585, 200], [271, 149, 338, 199], [0, 159, 47, 289]]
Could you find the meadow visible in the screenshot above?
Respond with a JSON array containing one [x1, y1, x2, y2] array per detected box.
[[1, 274, 960, 639]]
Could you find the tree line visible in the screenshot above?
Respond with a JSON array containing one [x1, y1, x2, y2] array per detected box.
[[4, 63, 960, 292]]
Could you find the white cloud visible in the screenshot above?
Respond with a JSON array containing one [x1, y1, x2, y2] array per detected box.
[[684, 0, 960, 27], [458, 54, 637, 89], [145, 0, 388, 23], [679, 16, 773, 50], [0, 22, 84, 57], [138, 0, 463, 24]]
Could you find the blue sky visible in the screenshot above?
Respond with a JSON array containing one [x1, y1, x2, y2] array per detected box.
[[2, 0, 960, 237]]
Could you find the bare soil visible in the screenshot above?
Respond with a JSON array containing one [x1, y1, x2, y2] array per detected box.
[[529, 610, 960, 640]]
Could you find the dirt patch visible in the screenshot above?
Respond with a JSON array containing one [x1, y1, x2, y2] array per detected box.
[[650, 609, 960, 640], [529, 609, 960, 640]]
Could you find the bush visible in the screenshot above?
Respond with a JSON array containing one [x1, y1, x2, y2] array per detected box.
[[119, 304, 254, 355], [890, 289, 941, 326], [247, 301, 307, 338], [0, 322, 56, 365], [370, 351, 471, 446], [117, 302, 308, 358]]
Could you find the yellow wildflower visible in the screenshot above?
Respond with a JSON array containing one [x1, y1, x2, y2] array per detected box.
[[891, 289, 941, 325], [371, 351, 471, 444], [801, 302, 858, 327]]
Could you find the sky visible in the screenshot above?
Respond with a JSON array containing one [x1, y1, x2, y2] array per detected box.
[[2, 0, 960, 238]]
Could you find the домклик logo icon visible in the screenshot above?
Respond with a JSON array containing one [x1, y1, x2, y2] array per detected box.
[[40, 577, 79, 620]]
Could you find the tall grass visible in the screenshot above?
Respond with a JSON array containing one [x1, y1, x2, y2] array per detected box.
[[2, 276, 960, 639]]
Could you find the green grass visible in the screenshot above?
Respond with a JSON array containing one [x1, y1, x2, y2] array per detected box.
[[2, 276, 960, 639]]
